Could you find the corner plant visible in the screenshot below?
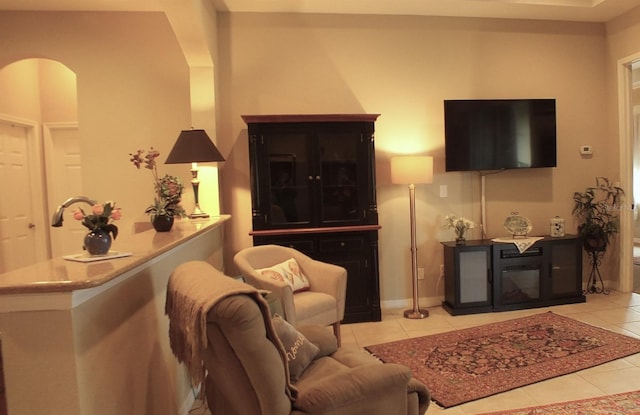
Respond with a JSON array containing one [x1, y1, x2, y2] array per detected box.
[[572, 177, 625, 253], [129, 147, 186, 221]]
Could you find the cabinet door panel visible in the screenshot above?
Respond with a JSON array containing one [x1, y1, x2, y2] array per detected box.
[[265, 132, 313, 227], [317, 131, 362, 225], [549, 241, 581, 298], [459, 250, 490, 303], [334, 257, 368, 309], [319, 237, 364, 253]]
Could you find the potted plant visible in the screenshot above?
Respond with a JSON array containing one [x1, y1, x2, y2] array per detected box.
[[572, 177, 625, 254], [72, 201, 122, 255], [130, 148, 186, 231]]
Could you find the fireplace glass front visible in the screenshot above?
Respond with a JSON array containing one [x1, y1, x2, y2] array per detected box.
[[496, 247, 543, 307]]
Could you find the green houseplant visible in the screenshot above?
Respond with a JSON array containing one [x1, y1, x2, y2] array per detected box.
[[572, 176, 624, 254], [129, 147, 186, 231]]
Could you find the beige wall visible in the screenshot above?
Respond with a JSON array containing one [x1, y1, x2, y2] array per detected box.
[[0, 11, 192, 233], [0, 60, 42, 120], [0, 59, 77, 126], [216, 13, 617, 304], [0, 8, 636, 305]]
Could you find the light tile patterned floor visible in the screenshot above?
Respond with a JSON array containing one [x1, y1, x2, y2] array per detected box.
[[194, 291, 640, 415]]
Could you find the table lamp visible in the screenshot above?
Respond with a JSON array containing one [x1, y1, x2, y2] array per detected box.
[[165, 128, 225, 219]]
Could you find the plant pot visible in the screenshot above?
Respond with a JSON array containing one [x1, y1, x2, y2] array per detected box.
[[84, 228, 112, 255], [583, 235, 607, 253], [152, 215, 174, 232]]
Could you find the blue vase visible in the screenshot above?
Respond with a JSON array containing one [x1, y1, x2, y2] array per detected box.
[[84, 228, 112, 255]]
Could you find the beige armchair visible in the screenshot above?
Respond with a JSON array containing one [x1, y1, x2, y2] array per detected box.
[[166, 261, 431, 415], [234, 244, 347, 345]]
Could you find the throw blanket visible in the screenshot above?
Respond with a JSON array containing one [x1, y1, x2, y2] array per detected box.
[[165, 260, 296, 399]]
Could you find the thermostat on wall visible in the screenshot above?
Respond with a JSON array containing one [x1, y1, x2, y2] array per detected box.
[[580, 145, 593, 155]]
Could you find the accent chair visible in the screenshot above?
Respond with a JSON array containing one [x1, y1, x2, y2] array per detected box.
[[234, 244, 347, 345]]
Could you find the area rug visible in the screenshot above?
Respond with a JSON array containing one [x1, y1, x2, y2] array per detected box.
[[477, 390, 640, 414], [364, 312, 640, 408]]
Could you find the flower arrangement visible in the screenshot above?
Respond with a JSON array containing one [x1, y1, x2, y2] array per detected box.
[[129, 147, 186, 220], [73, 201, 121, 239], [444, 214, 475, 242]]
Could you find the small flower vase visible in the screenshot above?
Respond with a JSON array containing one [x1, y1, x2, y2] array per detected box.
[[455, 228, 467, 245], [152, 215, 174, 232], [84, 228, 112, 255]]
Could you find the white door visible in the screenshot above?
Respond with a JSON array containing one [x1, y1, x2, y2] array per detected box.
[[0, 118, 47, 273], [44, 122, 84, 257]]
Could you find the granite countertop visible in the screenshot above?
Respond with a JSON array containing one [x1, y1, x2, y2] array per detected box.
[[0, 215, 230, 295]]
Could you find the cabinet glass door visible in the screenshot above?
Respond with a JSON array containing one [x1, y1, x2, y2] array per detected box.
[[459, 250, 490, 304], [266, 132, 312, 226], [317, 132, 360, 224], [499, 264, 541, 304], [549, 242, 580, 297]]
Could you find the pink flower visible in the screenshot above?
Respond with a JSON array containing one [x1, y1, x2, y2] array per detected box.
[[110, 208, 122, 221], [73, 209, 85, 221], [91, 204, 104, 216]]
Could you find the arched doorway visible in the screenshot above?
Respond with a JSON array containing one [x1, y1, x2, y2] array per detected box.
[[0, 58, 80, 272]]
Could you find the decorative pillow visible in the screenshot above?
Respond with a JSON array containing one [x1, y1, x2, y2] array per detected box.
[[256, 258, 310, 292], [272, 314, 319, 382]]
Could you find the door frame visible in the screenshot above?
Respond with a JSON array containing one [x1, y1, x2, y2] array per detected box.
[[43, 121, 82, 257], [0, 114, 49, 262], [617, 53, 639, 293]]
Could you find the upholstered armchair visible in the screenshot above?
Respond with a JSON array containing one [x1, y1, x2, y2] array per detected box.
[[234, 244, 347, 345], [166, 261, 431, 415]]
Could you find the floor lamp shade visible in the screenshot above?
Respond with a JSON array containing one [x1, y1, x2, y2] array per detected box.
[[390, 156, 433, 185], [390, 155, 433, 319], [165, 129, 225, 219]]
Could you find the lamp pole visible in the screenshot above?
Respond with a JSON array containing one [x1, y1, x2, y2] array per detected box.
[[404, 183, 428, 319]]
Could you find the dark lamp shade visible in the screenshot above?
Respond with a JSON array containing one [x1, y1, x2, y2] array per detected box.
[[165, 129, 225, 164]]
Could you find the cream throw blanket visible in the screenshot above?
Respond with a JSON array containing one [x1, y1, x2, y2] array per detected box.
[[165, 260, 295, 398]]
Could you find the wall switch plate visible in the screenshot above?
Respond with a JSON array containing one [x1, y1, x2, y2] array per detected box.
[[418, 268, 425, 280], [440, 185, 448, 198], [580, 145, 593, 155]]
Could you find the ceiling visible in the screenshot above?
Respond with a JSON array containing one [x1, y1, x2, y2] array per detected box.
[[1, 0, 640, 23]]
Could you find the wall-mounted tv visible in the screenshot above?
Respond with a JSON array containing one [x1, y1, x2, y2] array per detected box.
[[444, 99, 557, 172]]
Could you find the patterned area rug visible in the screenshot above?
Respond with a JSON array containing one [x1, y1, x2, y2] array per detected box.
[[365, 312, 640, 408], [478, 390, 640, 414]]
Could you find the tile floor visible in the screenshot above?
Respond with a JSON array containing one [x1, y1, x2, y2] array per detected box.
[[193, 291, 640, 415]]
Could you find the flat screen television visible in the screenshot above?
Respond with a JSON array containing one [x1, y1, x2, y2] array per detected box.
[[444, 99, 557, 171]]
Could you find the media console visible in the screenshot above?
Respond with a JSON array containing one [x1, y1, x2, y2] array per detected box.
[[442, 235, 585, 315]]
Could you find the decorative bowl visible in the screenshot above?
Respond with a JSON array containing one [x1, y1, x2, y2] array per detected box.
[[504, 212, 532, 238]]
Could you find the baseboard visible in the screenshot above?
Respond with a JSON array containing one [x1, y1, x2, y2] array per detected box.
[[381, 296, 443, 311]]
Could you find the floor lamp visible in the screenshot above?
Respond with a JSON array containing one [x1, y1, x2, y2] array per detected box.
[[390, 156, 433, 319]]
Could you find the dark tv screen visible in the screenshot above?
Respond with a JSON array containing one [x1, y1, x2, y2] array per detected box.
[[444, 99, 557, 172]]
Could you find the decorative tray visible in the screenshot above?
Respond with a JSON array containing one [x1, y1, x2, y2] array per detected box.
[[504, 212, 532, 238], [62, 251, 133, 263]]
